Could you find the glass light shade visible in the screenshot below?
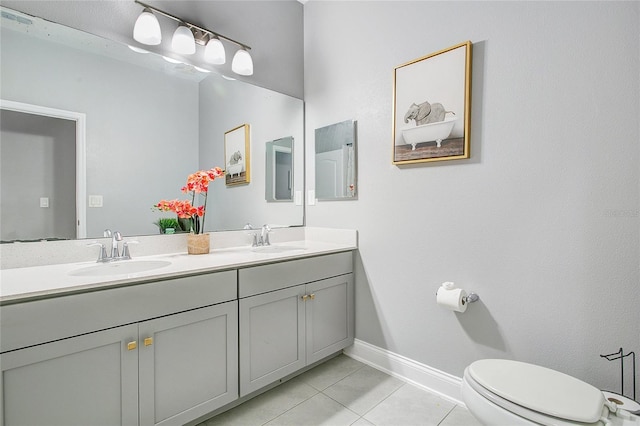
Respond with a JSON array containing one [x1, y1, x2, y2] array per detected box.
[[171, 24, 196, 55], [232, 49, 253, 76], [133, 9, 161, 45], [204, 37, 226, 65]]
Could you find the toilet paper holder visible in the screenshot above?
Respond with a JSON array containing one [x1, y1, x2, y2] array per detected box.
[[464, 293, 480, 304], [438, 282, 480, 305]]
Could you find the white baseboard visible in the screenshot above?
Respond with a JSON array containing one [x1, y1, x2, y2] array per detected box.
[[343, 339, 465, 407]]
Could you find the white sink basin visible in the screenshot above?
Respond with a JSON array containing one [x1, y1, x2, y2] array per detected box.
[[69, 260, 172, 277], [250, 245, 306, 254]]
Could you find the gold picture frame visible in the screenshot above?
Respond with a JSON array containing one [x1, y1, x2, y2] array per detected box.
[[224, 124, 251, 186], [392, 41, 472, 165]]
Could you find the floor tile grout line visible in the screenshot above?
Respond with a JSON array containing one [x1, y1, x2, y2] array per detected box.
[[311, 362, 407, 421], [348, 416, 364, 426], [254, 357, 366, 426], [319, 389, 367, 419], [304, 359, 367, 392], [258, 385, 321, 426], [357, 382, 407, 421], [317, 381, 406, 423], [436, 404, 458, 426]]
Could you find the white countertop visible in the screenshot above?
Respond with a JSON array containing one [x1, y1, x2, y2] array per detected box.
[[0, 238, 357, 304]]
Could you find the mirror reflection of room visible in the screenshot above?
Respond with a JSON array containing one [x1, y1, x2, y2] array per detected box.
[[0, 109, 77, 242], [0, 5, 304, 241], [266, 137, 294, 202], [315, 120, 357, 200]]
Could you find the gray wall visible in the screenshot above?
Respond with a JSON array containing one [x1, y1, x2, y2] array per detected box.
[[304, 1, 640, 393], [0, 28, 199, 238], [1, 111, 76, 241]]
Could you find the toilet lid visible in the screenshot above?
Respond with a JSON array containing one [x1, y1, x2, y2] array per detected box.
[[468, 359, 605, 423]]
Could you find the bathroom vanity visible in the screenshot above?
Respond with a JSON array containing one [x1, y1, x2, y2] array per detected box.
[[0, 233, 356, 426]]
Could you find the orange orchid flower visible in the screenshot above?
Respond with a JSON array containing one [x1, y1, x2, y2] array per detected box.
[[155, 167, 223, 234]]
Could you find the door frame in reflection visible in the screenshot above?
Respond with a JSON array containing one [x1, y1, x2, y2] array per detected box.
[[1, 99, 87, 238]]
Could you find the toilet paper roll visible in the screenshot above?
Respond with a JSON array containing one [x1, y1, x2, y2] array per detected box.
[[436, 286, 468, 312]]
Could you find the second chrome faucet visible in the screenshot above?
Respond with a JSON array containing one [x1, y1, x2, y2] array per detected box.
[[251, 224, 272, 247], [89, 229, 134, 262]]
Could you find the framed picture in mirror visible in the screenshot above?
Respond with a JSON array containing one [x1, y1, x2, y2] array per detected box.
[[392, 41, 472, 165], [224, 124, 251, 186]]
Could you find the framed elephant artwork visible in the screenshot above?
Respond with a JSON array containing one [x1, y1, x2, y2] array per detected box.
[[392, 41, 472, 165], [224, 124, 251, 186]]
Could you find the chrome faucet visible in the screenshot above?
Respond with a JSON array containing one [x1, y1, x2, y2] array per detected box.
[[250, 224, 272, 247], [260, 224, 271, 246], [88, 229, 130, 262], [105, 229, 122, 258], [120, 240, 138, 260], [87, 242, 109, 262]]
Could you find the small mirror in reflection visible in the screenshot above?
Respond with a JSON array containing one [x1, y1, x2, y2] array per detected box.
[[315, 120, 357, 200], [265, 136, 294, 202]]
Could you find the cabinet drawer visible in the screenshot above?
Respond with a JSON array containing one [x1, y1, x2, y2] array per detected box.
[[238, 251, 353, 298], [0, 270, 237, 353]]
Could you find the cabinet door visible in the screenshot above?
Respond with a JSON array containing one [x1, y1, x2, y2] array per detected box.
[[306, 274, 354, 364], [239, 285, 305, 396], [0, 324, 139, 426], [138, 302, 238, 426]]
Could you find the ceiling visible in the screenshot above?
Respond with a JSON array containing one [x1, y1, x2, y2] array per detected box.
[[0, 1, 304, 98]]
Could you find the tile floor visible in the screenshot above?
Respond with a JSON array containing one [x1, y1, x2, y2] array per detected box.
[[198, 354, 482, 426]]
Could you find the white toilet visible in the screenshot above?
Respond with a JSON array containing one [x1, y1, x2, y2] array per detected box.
[[462, 359, 640, 425]]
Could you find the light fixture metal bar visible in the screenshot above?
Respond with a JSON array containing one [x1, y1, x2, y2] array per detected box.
[[134, 0, 251, 50]]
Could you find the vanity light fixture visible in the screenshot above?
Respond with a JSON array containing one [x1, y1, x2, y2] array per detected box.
[[133, 0, 253, 75], [133, 7, 161, 45], [171, 23, 196, 55], [204, 36, 226, 65], [232, 48, 253, 76]]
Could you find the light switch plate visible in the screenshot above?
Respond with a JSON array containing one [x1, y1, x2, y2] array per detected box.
[[89, 195, 103, 208], [39, 197, 49, 208]]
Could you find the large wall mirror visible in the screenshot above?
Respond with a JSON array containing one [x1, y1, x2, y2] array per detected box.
[[0, 6, 304, 242]]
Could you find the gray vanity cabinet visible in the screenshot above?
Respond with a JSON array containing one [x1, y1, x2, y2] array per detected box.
[[138, 301, 238, 426], [238, 252, 354, 396], [239, 285, 306, 395], [305, 274, 354, 365], [0, 271, 238, 426], [0, 303, 237, 426], [0, 324, 140, 426], [0, 251, 356, 424]]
